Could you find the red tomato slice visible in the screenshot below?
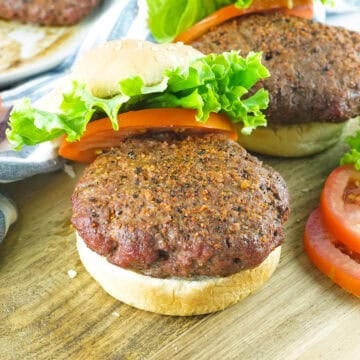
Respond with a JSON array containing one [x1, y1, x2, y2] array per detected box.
[[174, 0, 313, 44], [304, 208, 360, 297], [320, 165, 360, 253], [58, 108, 238, 163]]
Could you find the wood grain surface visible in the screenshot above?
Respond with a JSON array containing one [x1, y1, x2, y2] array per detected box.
[[1, 121, 359, 359]]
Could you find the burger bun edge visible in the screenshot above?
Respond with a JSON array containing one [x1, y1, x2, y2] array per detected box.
[[76, 232, 281, 316], [238, 121, 347, 157]]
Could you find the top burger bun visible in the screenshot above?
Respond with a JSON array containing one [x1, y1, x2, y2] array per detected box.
[[71, 40, 203, 98], [34, 40, 202, 113]]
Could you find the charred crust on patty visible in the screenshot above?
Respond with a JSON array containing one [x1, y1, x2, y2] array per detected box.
[[71, 133, 290, 278]]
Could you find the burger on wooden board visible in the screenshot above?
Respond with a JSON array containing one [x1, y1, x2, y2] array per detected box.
[[6, 40, 290, 315], [147, 0, 360, 157]]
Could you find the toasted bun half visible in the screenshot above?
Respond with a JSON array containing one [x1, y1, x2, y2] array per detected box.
[[237, 121, 347, 157], [71, 39, 203, 98], [76, 232, 281, 316]]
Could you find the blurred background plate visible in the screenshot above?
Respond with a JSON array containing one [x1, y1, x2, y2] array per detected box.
[[325, 0, 360, 13], [0, 3, 106, 89], [325, 11, 360, 31]]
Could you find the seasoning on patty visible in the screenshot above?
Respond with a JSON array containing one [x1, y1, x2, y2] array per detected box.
[[72, 133, 289, 278]]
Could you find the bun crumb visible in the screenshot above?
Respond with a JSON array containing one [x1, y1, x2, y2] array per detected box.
[[67, 269, 77, 279]]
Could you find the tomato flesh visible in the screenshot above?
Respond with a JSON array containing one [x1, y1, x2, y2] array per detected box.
[[304, 208, 360, 297], [58, 108, 238, 163], [320, 165, 360, 253]]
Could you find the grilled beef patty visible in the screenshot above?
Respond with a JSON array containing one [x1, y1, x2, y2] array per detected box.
[[0, 0, 101, 25], [72, 133, 290, 278], [191, 13, 360, 126]]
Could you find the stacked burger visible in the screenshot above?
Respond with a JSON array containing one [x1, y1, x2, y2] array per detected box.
[[7, 39, 290, 315]]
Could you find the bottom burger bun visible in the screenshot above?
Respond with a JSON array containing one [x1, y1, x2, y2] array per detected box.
[[76, 233, 281, 316], [237, 122, 347, 157]]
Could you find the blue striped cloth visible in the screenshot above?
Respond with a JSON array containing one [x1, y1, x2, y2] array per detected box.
[[0, 1, 359, 243]]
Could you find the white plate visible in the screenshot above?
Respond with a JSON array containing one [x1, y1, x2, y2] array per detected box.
[[325, 12, 360, 32], [0, 5, 105, 88]]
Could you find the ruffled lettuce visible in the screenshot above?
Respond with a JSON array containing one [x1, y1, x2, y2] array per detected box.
[[7, 51, 269, 149], [341, 120, 360, 170], [147, 0, 334, 43], [7, 84, 130, 148], [147, 0, 252, 43]]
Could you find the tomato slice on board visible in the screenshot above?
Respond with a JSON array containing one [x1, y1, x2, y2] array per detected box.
[[58, 108, 238, 163], [320, 165, 360, 253], [174, 1, 313, 44], [304, 208, 360, 297]]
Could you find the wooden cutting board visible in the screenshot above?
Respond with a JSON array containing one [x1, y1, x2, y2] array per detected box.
[[1, 123, 359, 359]]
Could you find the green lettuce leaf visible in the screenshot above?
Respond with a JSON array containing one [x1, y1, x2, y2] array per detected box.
[[146, 0, 237, 43], [147, 0, 334, 43], [340, 124, 360, 171], [7, 99, 75, 149], [140, 51, 269, 134], [7, 82, 129, 149], [7, 51, 269, 149]]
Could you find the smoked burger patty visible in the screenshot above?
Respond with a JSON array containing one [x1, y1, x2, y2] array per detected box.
[[191, 12, 360, 125], [191, 12, 360, 156], [72, 132, 290, 278]]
